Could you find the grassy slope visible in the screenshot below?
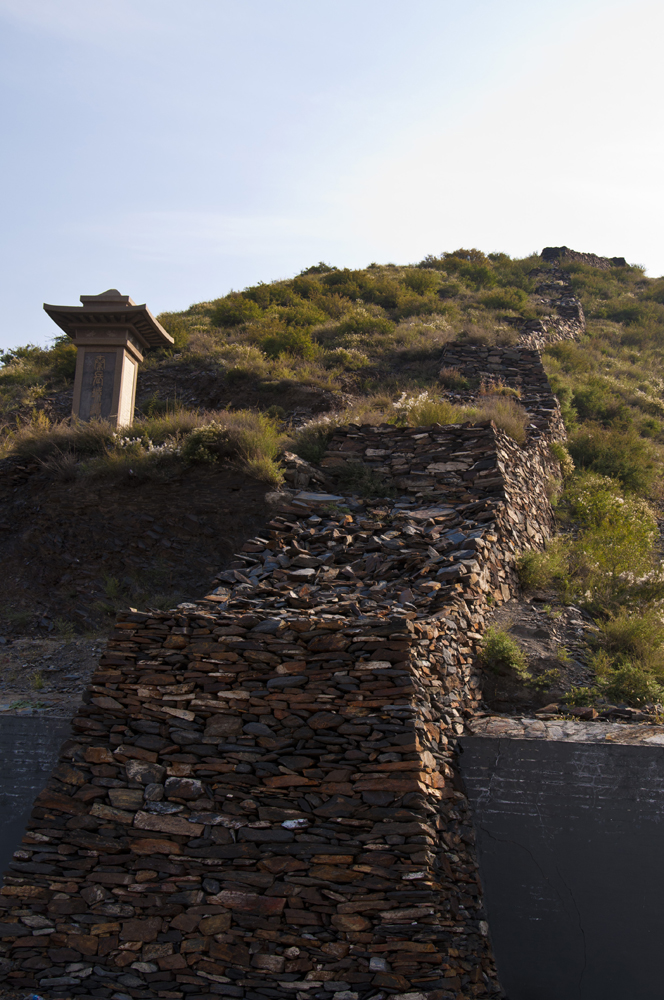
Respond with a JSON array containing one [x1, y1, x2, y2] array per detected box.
[[5, 249, 664, 705], [544, 261, 664, 496], [1, 250, 542, 427]]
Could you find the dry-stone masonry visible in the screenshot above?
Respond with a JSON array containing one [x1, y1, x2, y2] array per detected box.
[[0, 250, 601, 1000], [541, 246, 628, 270], [0, 421, 562, 1000]]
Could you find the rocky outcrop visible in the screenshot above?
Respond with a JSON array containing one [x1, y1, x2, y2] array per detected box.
[[541, 246, 628, 270]]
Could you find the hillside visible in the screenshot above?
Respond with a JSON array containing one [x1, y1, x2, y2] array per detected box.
[[1, 246, 664, 715], [3, 246, 664, 1000]]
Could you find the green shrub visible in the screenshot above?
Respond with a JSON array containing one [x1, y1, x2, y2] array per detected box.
[[572, 379, 631, 425], [444, 248, 490, 265], [289, 422, 334, 464], [480, 627, 531, 681], [300, 262, 337, 275], [568, 425, 656, 494], [566, 474, 658, 601], [434, 280, 461, 299], [480, 287, 529, 312], [156, 313, 190, 350], [550, 441, 574, 477], [49, 337, 78, 380], [181, 423, 230, 463], [517, 541, 571, 593], [593, 654, 664, 706], [334, 312, 395, 339], [211, 293, 263, 327], [260, 325, 316, 359], [292, 276, 321, 299], [562, 686, 596, 706], [403, 269, 439, 294], [544, 341, 594, 373], [334, 461, 395, 498], [327, 347, 370, 370], [598, 608, 664, 663], [473, 395, 528, 444], [280, 302, 327, 328], [321, 268, 364, 299], [396, 392, 459, 428], [438, 366, 470, 390]]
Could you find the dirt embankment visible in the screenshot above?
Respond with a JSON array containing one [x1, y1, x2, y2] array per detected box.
[[0, 460, 277, 633]]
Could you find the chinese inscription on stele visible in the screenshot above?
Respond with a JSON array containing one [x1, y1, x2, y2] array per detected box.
[[79, 351, 115, 421], [89, 354, 106, 419]]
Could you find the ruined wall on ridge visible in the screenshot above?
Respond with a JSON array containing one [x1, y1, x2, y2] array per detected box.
[[541, 246, 628, 270], [0, 327, 575, 1000], [0, 414, 563, 1000]]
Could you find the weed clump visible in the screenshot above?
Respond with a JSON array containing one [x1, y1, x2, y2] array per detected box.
[[1, 408, 286, 488], [480, 627, 531, 682]]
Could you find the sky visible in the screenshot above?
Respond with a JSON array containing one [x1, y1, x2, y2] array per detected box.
[[1, 0, 663, 350]]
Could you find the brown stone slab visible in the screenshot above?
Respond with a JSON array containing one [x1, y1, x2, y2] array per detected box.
[[109, 788, 145, 810], [120, 917, 162, 941], [84, 747, 115, 764], [214, 891, 286, 916], [90, 802, 135, 825], [262, 775, 316, 788], [129, 838, 182, 855], [309, 865, 365, 882], [352, 777, 430, 793], [114, 745, 158, 763], [134, 811, 203, 836], [34, 790, 86, 815]]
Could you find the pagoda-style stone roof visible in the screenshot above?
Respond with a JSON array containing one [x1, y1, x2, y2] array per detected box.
[[43, 288, 173, 349]]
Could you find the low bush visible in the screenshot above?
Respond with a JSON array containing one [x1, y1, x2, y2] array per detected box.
[[396, 391, 459, 428], [598, 608, 664, 664], [517, 541, 571, 594], [1, 408, 286, 487], [549, 441, 575, 477], [520, 473, 662, 610], [480, 287, 529, 312], [592, 652, 664, 706], [210, 294, 263, 327], [438, 366, 470, 390], [334, 311, 396, 339], [472, 395, 528, 444], [260, 325, 316, 359], [402, 269, 439, 294], [568, 424, 656, 495], [290, 422, 334, 464], [156, 313, 190, 350], [480, 627, 531, 681], [333, 461, 395, 498]]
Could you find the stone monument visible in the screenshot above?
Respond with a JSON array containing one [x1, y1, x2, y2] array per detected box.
[[43, 289, 174, 427]]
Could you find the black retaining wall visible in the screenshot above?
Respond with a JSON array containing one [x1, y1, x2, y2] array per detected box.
[[459, 735, 664, 1000]]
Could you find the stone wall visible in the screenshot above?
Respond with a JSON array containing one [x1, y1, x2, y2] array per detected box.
[[0, 277, 581, 1000], [0, 409, 563, 1000], [540, 246, 628, 270]]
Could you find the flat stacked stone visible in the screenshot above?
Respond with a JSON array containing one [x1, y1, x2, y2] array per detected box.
[[0, 604, 498, 1000], [0, 346, 568, 1000], [540, 246, 627, 270]]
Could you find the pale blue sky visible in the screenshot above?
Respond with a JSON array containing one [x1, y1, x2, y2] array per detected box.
[[1, 0, 662, 350]]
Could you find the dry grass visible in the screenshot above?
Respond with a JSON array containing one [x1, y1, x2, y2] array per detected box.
[[1, 407, 286, 487], [288, 389, 529, 457]]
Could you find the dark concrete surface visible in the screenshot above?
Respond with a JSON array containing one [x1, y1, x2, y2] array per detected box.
[[0, 717, 71, 875], [458, 736, 664, 1000]]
